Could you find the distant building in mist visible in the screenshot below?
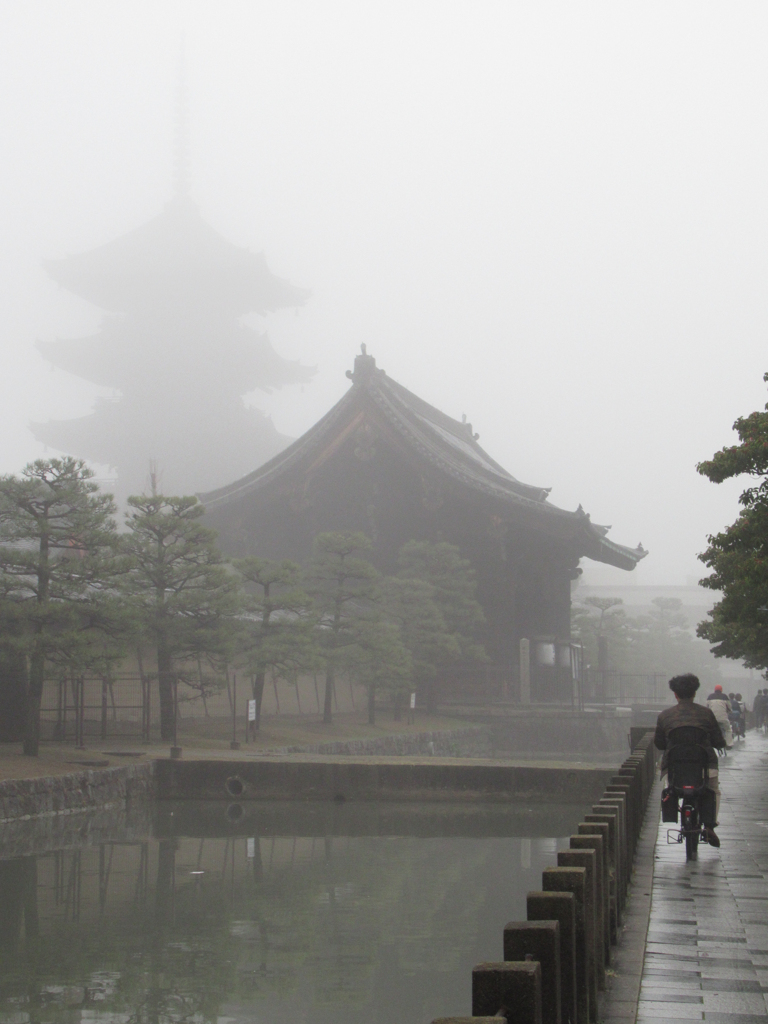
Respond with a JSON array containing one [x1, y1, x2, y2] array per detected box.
[[33, 194, 312, 500], [202, 348, 646, 701]]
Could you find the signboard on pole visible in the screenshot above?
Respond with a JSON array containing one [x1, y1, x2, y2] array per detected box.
[[248, 699, 256, 722]]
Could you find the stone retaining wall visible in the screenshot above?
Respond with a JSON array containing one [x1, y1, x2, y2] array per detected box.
[[0, 762, 154, 825]]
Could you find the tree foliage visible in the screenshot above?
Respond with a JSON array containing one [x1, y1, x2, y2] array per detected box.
[[304, 532, 382, 724], [697, 374, 768, 671], [0, 458, 125, 754], [572, 594, 720, 682], [232, 557, 317, 729], [121, 495, 239, 739]]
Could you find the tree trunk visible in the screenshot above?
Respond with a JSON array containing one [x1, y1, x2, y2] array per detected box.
[[252, 671, 266, 731], [393, 691, 402, 722], [0, 648, 28, 743], [23, 649, 45, 756], [368, 684, 376, 726], [157, 642, 174, 741], [323, 665, 334, 724]]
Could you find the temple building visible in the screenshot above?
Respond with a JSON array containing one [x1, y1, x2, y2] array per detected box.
[[201, 348, 646, 701], [33, 197, 311, 500]]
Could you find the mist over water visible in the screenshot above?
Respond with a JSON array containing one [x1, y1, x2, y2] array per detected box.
[[1, 3, 767, 581]]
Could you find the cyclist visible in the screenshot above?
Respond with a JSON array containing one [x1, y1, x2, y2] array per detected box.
[[707, 684, 733, 749], [655, 673, 725, 847], [733, 693, 747, 739]]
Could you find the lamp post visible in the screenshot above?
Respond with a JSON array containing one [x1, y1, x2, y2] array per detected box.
[[230, 672, 240, 750]]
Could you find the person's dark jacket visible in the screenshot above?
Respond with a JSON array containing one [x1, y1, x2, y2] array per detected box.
[[654, 699, 726, 770]]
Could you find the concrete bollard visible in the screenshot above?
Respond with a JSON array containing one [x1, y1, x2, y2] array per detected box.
[[558, 848, 600, 1012], [527, 892, 577, 1024], [431, 1019, 506, 1024], [472, 961, 542, 1024], [503, 921, 561, 1024], [543, 866, 589, 1024], [609, 776, 636, 839], [578, 822, 612, 955], [588, 807, 622, 930], [608, 778, 637, 853], [599, 795, 628, 904], [619, 765, 643, 838], [572, 831, 609, 966]]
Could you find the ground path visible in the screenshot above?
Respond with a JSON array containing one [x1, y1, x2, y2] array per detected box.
[[636, 732, 768, 1022], [0, 712, 477, 783]]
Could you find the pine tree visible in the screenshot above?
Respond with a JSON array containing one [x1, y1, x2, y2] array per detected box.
[[395, 540, 486, 708], [0, 458, 124, 755], [304, 532, 381, 724], [120, 495, 240, 739], [232, 557, 317, 730]]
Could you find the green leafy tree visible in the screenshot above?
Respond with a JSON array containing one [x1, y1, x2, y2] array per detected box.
[[383, 576, 459, 718], [338, 618, 412, 724], [121, 495, 240, 739], [232, 557, 318, 730], [0, 458, 124, 755], [697, 373, 768, 670], [304, 532, 381, 724], [396, 540, 486, 708]]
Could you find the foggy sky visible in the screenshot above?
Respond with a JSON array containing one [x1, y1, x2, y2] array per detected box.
[[1, 1, 767, 586]]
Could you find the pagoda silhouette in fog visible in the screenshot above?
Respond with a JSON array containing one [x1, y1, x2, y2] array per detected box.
[[33, 83, 311, 499]]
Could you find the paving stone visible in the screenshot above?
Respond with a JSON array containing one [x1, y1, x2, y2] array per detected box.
[[629, 736, 768, 1024]]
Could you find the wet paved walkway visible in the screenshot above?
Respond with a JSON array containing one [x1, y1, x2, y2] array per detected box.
[[637, 733, 768, 1022]]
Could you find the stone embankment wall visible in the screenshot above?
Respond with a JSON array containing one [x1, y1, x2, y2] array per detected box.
[[155, 756, 612, 804], [0, 762, 153, 826]]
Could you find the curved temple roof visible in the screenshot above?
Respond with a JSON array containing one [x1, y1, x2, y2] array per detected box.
[[201, 348, 647, 571]]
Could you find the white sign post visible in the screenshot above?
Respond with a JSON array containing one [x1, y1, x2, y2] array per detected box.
[[246, 699, 256, 743]]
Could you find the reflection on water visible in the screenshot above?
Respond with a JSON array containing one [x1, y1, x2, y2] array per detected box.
[[0, 802, 585, 1024]]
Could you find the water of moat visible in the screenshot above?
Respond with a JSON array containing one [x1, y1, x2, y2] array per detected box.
[[0, 799, 588, 1024]]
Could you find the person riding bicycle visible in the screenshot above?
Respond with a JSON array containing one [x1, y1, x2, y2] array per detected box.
[[706, 684, 733, 749], [733, 693, 747, 739], [655, 673, 725, 847]]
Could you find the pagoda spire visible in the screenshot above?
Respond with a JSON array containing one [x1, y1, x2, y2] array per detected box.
[[172, 37, 191, 199]]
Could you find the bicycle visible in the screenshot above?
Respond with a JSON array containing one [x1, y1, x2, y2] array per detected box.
[[662, 726, 718, 861]]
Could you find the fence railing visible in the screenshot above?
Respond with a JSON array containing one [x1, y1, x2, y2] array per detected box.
[[582, 669, 668, 706]]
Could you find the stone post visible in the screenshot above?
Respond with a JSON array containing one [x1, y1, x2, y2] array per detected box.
[[572, 832, 609, 965], [472, 962, 541, 1024], [598, 795, 627, 906], [586, 810, 620, 935], [558, 847, 600, 1014], [527, 891, 577, 1024], [577, 822, 611, 957], [432, 1019, 505, 1024], [542, 866, 589, 1024], [503, 921, 560, 1024]]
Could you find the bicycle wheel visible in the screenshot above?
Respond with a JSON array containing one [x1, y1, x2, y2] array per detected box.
[[685, 828, 699, 860]]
